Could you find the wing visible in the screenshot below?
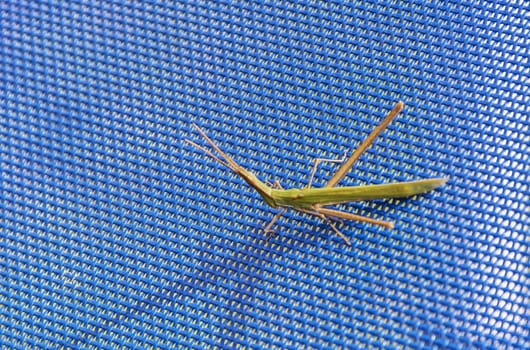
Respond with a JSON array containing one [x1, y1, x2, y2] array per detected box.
[[272, 178, 448, 208]]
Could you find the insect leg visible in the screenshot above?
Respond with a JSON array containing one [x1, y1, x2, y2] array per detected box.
[[324, 101, 403, 188], [263, 208, 287, 243], [305, 154, 347, 188], [323, 217, 351, 246], [265, 180, 284, 189], [295, 208, 351, 245], [315, 207, 394, 229]]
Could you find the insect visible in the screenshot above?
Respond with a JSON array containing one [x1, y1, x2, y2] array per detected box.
[[185, 102, 447, 245]]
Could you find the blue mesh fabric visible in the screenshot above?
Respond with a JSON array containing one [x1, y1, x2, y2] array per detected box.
[[1, 1, 528, 348]]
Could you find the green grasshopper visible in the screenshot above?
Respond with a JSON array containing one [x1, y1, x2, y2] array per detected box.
[[186, 102, 447, 245]]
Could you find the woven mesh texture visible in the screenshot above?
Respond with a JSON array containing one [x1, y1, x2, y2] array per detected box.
[[1, 1, 528, 349]]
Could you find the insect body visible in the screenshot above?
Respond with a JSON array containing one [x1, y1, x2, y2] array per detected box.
[[270, 179, 445, 208], [186, 102, 447, 245]]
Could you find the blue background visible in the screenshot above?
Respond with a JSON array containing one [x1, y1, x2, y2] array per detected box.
[[1, 1, 528, 348]]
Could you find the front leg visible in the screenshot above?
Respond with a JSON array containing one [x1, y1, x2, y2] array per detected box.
[[263, 180, 286, 243], [263, 208, 287, 243], [265, 179, 284, 190]]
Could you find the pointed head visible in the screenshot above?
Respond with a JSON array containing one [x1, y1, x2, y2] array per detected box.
[[185, 124, 276, 208]]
